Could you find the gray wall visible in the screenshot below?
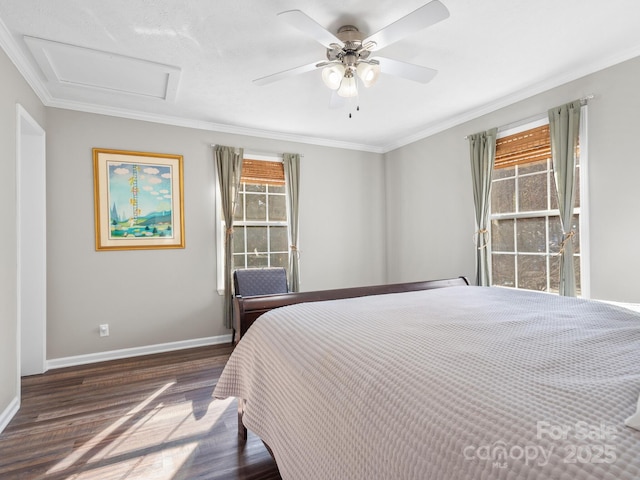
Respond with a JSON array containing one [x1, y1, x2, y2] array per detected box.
[[0, 49, 46, 422], [4, 43, 640, 426], [385, 127, 475, 283], [46, 108, 386, 359], [385, 55, 640, 303]]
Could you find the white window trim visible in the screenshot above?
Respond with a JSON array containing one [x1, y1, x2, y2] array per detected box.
[[498, 115, 548, 138], [490, 108, 590, 297], [215, 167, 225, 295], [578, 104, 591, 298]]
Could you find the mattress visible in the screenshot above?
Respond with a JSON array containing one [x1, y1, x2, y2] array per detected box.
[[214, 286, 640, 479]]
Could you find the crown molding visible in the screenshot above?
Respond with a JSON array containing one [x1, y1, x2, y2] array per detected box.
[[0, 17, 384, 154], [45, 97, 385, 154], [43, 40, 640, 156], [0, 16, 52, 104], [4, 13, 640, 156], [383, 43, 640, 153]]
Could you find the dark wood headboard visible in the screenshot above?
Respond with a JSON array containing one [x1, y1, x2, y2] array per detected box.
[[233, 276, 469, 342]]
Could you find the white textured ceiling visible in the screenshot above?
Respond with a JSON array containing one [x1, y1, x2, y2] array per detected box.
[[2, 0, 640, 152]]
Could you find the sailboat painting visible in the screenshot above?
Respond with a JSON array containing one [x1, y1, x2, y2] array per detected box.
[[93, 149, 185, 250]]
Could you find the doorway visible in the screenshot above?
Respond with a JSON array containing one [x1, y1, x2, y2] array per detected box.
[[17, 104, 46, 376]]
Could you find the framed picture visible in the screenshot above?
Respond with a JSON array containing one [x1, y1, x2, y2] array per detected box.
[[93, 148, 185, 250]]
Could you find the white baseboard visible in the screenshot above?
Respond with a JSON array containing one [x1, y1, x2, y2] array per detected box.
[[0, 395, 20, 434], [46, 334, 233, 370]]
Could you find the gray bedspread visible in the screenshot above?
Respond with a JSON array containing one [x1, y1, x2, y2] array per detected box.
[[214, 286, 640, 479]]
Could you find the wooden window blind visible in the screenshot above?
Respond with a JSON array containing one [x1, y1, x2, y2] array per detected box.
[[494, 124, 551, 169], [240, 159, 285, 186]]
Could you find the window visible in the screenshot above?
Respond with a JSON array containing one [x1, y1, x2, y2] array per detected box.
[[490, 118, 588, 295], [233, 159, 289, 269], [216, 156, 289, 290]]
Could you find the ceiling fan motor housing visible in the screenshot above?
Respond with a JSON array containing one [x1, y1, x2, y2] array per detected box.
[[326, 25, 372, 65]]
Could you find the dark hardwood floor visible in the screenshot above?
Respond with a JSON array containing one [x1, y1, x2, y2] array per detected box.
[[0, 344, 281, 480]]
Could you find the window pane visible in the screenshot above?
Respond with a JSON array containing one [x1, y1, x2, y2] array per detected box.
[[268, 194, 287, 221], [233, 226, 245, 254], [549, 255, 560, 294], [493, 165, 515, 180], [233, 254, 246, 269], [491, 218, 514, 252], [245, 183, 266, 193], [517, 254, 547, 291], [246, 226, 268, 253], [247, 254, 269, 268], [492, 254, 515, 287], [549, 215, 579, 254], [548, 256, 581, 295], [269, 184, 286, 194], [550, 173, 558, 210], [245, 194, 267, 221], [518, 172, 548, 212], [549, 216, 562, 254], [516, 217, 546, 253], [270, 226, 288, 252], [233, 194, 244, 221], [270, 253, 288, 268], [491, 178, 515, 214], [518, 159, 547, 175]]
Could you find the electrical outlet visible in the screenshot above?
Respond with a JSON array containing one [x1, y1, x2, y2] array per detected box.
[[99, 324, 109, 337]]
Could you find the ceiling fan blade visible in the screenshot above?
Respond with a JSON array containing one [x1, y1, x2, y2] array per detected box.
[[364, 0, 450, 51], [374, 57, 438, 83], [253, 61, 321, 86], [277, 10, 342, 48]]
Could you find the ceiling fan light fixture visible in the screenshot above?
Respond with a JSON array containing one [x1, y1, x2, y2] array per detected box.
[[356, 62, 381, 88], [337, 71, 358, 98], [322, 64, 345, 90]]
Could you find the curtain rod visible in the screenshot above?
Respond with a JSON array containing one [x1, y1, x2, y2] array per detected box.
[[464, 94, 594, 139], [580, 93, 595, 105], [210, 144, 303, 159]]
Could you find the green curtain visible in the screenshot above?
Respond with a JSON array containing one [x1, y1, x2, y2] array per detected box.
[[468, 128, 497, 286], [283, 153, 301, 292], [549, 100, 581, 297], [214, 145, 243, 328]]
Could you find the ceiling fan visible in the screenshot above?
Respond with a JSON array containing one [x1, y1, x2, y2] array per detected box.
[[253, 1, 450, 99]]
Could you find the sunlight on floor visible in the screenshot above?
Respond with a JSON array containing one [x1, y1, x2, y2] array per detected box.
[[45, 381, 234, 479], [68, 442, 200, 480]]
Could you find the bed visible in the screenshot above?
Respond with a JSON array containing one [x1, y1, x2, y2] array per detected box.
[[214, 278, 640, 479]]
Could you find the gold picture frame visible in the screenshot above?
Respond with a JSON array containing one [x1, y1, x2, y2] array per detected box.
[[93, 148, 185, 251]]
